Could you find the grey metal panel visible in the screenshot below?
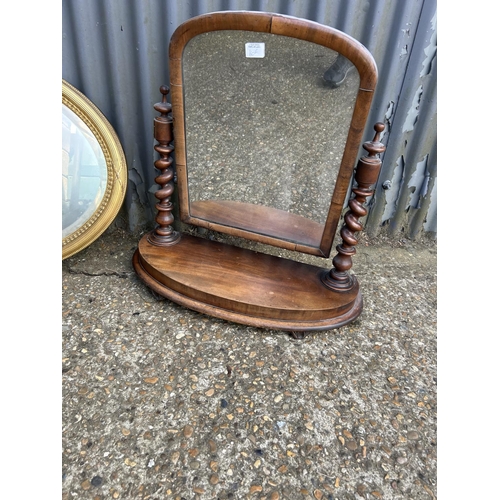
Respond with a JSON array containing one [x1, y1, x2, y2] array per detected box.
[[364, 0, 437, 238], [62, 0, 437, 238]]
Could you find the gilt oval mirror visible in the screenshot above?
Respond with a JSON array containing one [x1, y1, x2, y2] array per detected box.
[[169, 12, 377, 256], [62, 80, 127, 260]]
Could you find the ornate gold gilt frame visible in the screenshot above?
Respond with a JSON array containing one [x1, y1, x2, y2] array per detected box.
[[62, 80, 127, 260]]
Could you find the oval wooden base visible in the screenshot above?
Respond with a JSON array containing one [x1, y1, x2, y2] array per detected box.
[[133, 233, 363, 332]]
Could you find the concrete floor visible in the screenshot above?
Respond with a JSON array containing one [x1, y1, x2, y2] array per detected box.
[[62, 226, 436, 500]]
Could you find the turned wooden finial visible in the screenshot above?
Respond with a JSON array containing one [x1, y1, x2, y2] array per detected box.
[[322, 122, 385, 291], [364, 122, 385, 157], [154, 85, 172, 119], [147, 85, 181, 247]]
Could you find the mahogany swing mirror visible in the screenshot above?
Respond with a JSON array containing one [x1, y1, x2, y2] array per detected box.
[[133, 11, 385, 334]]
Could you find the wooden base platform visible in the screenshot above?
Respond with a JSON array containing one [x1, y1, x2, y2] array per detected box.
[[133, 232, 363, 332]]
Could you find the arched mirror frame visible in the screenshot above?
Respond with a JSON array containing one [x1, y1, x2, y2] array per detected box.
[[62, 80, 127, 260], [169, 11, 378, 257]]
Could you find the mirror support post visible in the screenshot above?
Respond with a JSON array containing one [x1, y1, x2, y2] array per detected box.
[[322, 123, 385, 291], [148, 86, 181, 247]]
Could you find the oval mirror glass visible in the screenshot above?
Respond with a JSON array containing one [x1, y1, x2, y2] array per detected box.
[[62, 104, 107, 238], [62, 80, 127, 259]]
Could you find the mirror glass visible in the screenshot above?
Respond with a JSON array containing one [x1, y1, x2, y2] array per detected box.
[[182, 30, 360, 240], [62, 104, 107, 238]]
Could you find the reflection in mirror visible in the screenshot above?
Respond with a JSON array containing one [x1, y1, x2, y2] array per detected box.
[[183, 31, 360, 233], [62, 105, 107, 238]]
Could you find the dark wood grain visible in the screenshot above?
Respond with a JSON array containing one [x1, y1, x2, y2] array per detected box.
[[134, 234, 362, 331], [189, 200, 325, 255], [323, 123, 385, 290], [147, 86, 180, 246]]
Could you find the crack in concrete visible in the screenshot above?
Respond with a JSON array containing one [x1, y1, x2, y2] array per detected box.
[[66, 268, 131, 279]]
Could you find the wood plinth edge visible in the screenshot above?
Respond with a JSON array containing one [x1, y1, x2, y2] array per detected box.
[[133, 234, 363, 333]]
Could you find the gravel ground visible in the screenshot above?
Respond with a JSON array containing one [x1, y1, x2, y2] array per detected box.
[[62, 226, 437, 500]]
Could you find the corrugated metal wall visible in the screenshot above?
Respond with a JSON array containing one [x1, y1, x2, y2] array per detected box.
[[62, 0, 437, 239]]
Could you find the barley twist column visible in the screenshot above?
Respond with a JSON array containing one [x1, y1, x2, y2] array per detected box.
[[148, 85, 181, 246], [322, 122, 385, 291]]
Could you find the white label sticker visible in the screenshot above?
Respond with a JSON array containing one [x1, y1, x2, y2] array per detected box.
[[245, 43, 265, 58]]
